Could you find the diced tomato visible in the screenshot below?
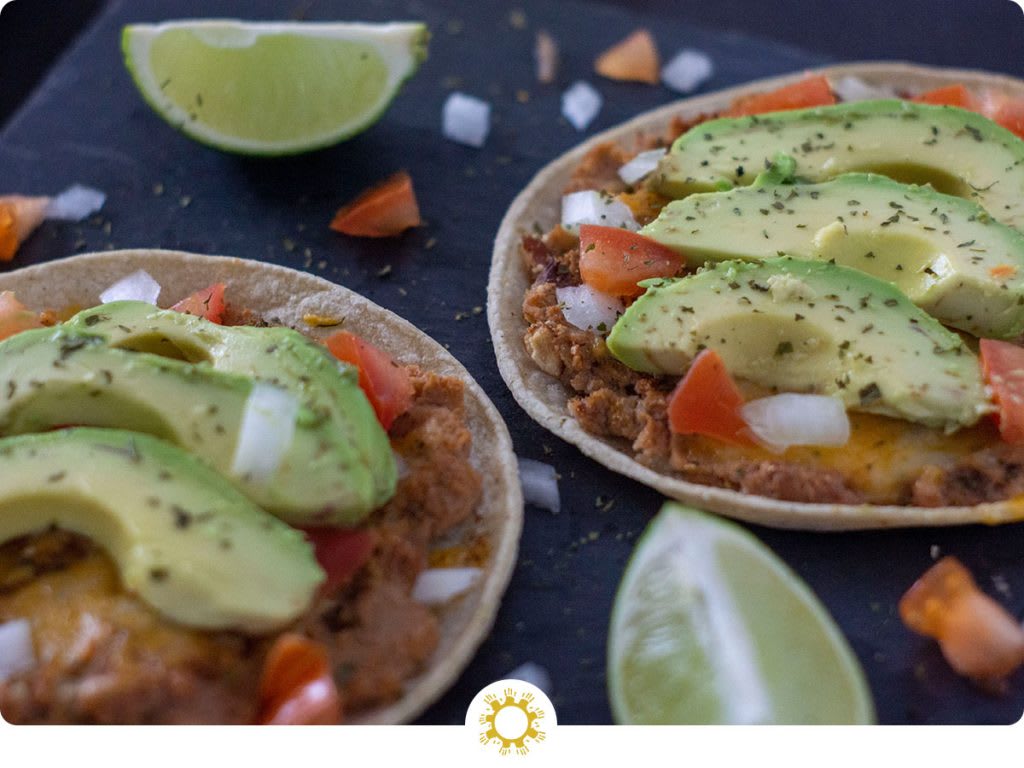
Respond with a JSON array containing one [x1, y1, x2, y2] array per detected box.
[[0, 291, 43, 341], [258, 633, 342, 725], [723, 75, 836, 118], [0, 195, 50, 261], [912, 84, 979, 110], [329, 171, 421, 238], [978, 89, 1024, 139], [301, 527, 376, 594], [667, 348, 757, 447], [979, 339, 1024, 443], [594, 29, 660, 85], [899, 557, 1024, 683], [324, 330, 415, 430], [170, 283, 227, 323], [578, 224, 684, 298]]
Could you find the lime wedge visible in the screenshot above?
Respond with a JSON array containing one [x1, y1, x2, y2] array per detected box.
[[121, 20, 429, 155], [608, 503, 875, 724]]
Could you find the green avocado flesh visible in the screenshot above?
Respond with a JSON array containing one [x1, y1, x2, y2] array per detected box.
[[606, 257, 987, 430], [0, 428, 323, 632], [641, 172, 1024, 339], [65, 302, 396, 524], [654, 100, 1024, 232]]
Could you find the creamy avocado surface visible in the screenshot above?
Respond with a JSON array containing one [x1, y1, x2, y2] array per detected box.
[[606, 257, 988, 430], [66, 301, 396, 524], [0, 428, 323, 632], [654, 100, 1024, 232], [641, 172, 1024, 339]]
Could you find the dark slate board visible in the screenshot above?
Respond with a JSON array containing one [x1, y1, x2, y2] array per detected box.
[[2, 0, 1023, 725]]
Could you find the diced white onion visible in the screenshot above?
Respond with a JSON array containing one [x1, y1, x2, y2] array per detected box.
[[535, 29, 559, 84], [556, 284, 624, 335], [442, 92, 491, 148], [231, 383, 299, 484], [661, 49, 714, 94], [0, 620, 36, 683], [618, 148, 667, 185], [562, 80, 603, 131], [45, 184, 106, 221], [740, 394, 850, 451], [99, 269, 161, 305], [412, 567, 482, 606], [506, 661, 553, 694], [561, 190, 638, 233], [831, 76, 897, 102], [518, 457, 561, 513]]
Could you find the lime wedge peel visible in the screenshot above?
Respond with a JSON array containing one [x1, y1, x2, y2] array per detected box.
[[122, 20, 429, 156], [608, 503, 875, 725]]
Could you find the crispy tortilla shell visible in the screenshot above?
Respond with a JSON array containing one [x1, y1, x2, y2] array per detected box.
[[488, 61, 1024, 530], [0, 249, 523, 724]]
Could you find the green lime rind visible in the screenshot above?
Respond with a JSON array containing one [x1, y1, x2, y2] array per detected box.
[[608, 502, 875, 725], [121, 21, 429, 157]]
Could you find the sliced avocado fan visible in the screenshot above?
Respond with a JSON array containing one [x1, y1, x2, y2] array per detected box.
[[654, 100, 1024, 232], [61, 303, 393, 528], [606, 256, 989, 431], [641, 172, 1024, 339], [0, 323, 391, 526], [0, 428, 323, 632]]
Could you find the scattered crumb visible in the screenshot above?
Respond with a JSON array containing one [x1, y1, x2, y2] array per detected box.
[[302, 314, 343, 328], [424, 237, 438, 250], [508, 8, 527, 29], [397, 287, 407, 296], [316, 259, 327, 269], [992, 573, 1012, 599], [442, 75, 464, 90], [376, 264, 393, 278], [516, 89, 530, 103], [445, 18, 464, 35], [282, 238, 296, 252], [178, 195, 192, 208], [152, 183, 164, 196], [102, 221, 112, 235], [930, 544, 941, 560], [542, 444, 552, 455], [471, 305, 483, 315]]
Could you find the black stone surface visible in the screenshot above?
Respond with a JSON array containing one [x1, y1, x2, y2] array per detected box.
[[1, 0, 1023, 725]]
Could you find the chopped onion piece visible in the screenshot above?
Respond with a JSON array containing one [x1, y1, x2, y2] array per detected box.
[[618, 148, 667, 185], [831, 76, 897, 102], [99, 269, 161, 305], [46, 184, 106, 221], [562, 80, 603, 131], [442, 92, 491, 148], [0, 620, 36, 683], [506, 661, 553, 694], [412, 568, 481, 606], [740, 394, 850, 451], [661, 49, 714, 94], [518, 457, 561, 513], [556, 284, 624, 335], [561, 190, 638, 233], [535, 29, 559, 84], [231, 383, 299, 484]]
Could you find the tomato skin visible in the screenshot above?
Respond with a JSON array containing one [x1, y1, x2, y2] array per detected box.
[[978, 89, 1024, 139], [0, 291, 43, 341], [170, 283, 227, 323], [723, 75, 835, 117], [578, 224, 684, 298], [979, 339, 1024, 443], [329, 171, 421, 238], [324, 330, 415, 430], [258, 633, 342, 725], [913, 84, 978, 109], [0, 196, 50, 261], [300, 527, 376, 593], [667, 349, 757, 447]]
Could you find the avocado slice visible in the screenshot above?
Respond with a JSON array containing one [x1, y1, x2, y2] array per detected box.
[[654, 100, 1024, 231], [606, 257, 988, 430], [64, 302, 396, 523], [641, 172, 1024, 339], [0, 326, 385, 525], [0, 428, 323, 632]]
